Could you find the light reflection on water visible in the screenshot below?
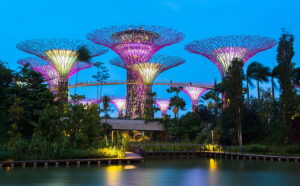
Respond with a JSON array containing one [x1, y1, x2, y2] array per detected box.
[[1, 158, 300, 186]]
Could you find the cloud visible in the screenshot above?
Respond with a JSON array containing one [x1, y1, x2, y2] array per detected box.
[[164, 1, 182, 11]]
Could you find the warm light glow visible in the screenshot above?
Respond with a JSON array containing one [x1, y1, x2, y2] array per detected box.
[[105, 165, 122, 186], [182, 87, 208, 107], [124, 165, 137, 170], [5, 166, 11, 171], [155, 99, 170, 117], [45, 49, 78, 76], [209, 158, 217, 171], [130, 63, 162, 84], [213, 47, 247, 74], [110, 98, 126, 116]]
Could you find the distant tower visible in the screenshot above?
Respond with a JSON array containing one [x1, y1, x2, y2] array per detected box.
[[155, 99, 170, 117], [185, 35, 277, 107], [111, 55, 184, 117], [87, 25, 184, 118], [180, 87, 208, 111], [109, 97, 126, 118], [18, 57, 93, 93], [17, 38, 107, 104]]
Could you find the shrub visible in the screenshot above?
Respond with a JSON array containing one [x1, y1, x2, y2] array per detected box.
[[281, 145, 300, 155], [0, 151, 24, 161], [243, 144, 271, 153], [56, 147, 125, 159]]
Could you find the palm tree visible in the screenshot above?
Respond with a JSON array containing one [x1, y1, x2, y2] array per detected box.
[[246, 62, 270, 102], [102, 95, 110, 119], [101, 95, 110, 137], [270, 66, 279, 101], [77, 46, 92, 62], [292, 67, 300, 86], [202, 90, 222, 115], [92, 62, 110, 109]]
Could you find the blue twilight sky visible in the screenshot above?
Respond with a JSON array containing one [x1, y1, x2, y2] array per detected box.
[[0, 0, 299, 117]]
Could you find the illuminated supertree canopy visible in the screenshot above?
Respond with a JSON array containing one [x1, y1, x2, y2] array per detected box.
[[111, 55, 185, 84], [109, 97, 126, 117], [185, 35, 277, 77], [16, 38, 108, 77], [17, 57, 93, 89], [69, 98, 102, 106], [87, 25, 184, 64], [180, 87, 208, 109], [155, 99, 170, 117], [88, 25, 183, 119], [79, 98, 102, 105], [295, 84, 300, 90]]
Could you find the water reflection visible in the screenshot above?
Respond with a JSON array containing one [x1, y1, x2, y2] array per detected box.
[[209, 158, 218, 186], [1, 159, 300, 186], [105, 165, 123, 186], [209, 158, 218, 171], [124, 165, 137, 170]]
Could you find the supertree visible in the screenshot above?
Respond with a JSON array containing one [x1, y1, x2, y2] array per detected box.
[[17, 57, 93, 93], [17, 38, 108, 104], [109, 97, 126, 118], [111, 55, 185, 117], [185, 35, 276, 107], [87, 25, 184, 118], [185, 35, 277, 77], [295, 84, 300, 90], [180, 86, 208, 111], [77, 98, 102, 105], [155, 99, 170, 117]]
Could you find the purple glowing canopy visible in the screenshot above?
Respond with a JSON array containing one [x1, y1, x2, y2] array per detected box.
[[181, 86, 208, 106], [110, 54, 185, 74], [109, 96, 126, 116], [17, 57, 93, 88], [16, 38, 108, 77], [111, 55, 185, 85], [87, 25, 184, 64], [16, 38, 108, 58], [155, 98, 170, 117], [70, 98, 102, 105], [185, 35, 277, 77]]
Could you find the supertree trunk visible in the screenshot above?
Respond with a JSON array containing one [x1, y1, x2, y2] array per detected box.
[[143, 84, 154, 119], [222, 92, 227, 109], [57, 76, 69, 105], [126, 70, 145, 119]]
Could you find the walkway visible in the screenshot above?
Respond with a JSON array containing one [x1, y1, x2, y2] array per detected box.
[[0, 151, 143, 168]]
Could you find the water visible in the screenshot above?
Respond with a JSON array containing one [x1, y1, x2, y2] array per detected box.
[[1, 158, 300, 186]]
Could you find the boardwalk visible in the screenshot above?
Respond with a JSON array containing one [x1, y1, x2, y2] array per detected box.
[[0, 151, 143, 168]]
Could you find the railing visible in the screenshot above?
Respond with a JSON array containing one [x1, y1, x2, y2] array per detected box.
[[132, 144, 243, 154], [68, 80, 214, 89]]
